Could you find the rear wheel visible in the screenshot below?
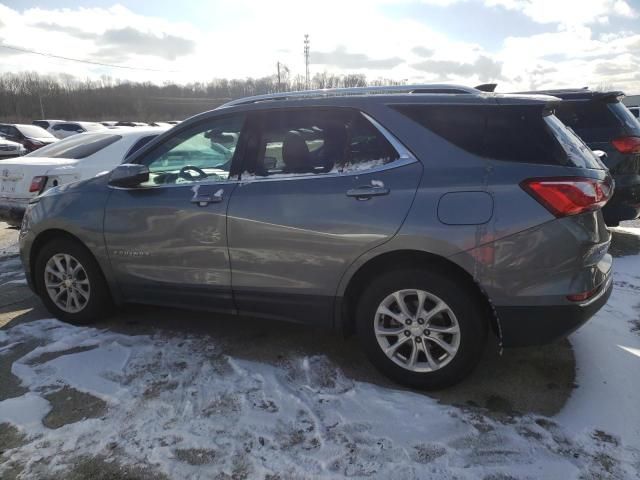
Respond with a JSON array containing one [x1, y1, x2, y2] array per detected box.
[[35, 238, 112, 324], [356, 268, 487, 389]]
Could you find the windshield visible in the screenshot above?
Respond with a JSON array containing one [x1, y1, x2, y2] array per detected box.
[[544, 115, 603, 169], [17, 125, 55, 138], [27, 133, 122, 159]]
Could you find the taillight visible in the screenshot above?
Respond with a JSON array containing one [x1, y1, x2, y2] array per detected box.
[[611, 136, 640, 154], [521, 177, 612, 217], [29, 176, 47, 193], [567, 287, 598, 302]]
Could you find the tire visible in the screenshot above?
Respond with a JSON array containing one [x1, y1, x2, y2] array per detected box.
[[34, 237, 113, 325], [356, 268, 487, 390]]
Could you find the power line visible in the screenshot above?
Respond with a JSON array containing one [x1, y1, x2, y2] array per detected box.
[[0, 43, 179, 73]]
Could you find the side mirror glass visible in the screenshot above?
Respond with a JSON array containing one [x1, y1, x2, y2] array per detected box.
[[109, 164, 149, 188]]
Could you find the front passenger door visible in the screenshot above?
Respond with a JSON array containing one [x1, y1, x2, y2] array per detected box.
[[104, 114, 246, 312]]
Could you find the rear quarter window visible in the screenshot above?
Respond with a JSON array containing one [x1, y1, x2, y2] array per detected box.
[[392, 104, 601, 168]]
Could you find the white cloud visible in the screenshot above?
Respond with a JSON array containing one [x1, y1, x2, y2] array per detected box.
[[485, 0, 636, 26], [0, 1, 638, 93]]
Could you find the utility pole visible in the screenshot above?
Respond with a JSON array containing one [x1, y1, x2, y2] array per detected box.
[[38, 93, 45, 118], [277, 61, 282, 92], [304, 34, 310, 90]]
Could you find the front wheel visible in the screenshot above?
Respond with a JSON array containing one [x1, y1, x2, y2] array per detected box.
[[356, 268, 487, 389], [35, 238, 113, 324]]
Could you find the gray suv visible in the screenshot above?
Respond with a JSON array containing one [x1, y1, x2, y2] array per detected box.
[[19, 85, 614, 389]]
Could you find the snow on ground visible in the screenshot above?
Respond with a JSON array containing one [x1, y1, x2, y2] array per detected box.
[[0, 235, 639, 478]]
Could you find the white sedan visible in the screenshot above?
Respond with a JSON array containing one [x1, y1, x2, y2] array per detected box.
[[0, 137, 27, 158], [0, 126, 167, 226]]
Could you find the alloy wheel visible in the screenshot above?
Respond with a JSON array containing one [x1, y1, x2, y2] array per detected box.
[[44, 253, 91, 314], [374, 289, 461, 372]]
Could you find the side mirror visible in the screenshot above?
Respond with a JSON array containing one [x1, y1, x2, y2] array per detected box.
[[108, 164, 149, 188]]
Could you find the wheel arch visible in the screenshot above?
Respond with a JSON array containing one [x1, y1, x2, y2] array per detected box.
[[29, 228, 116, 302], [336, 249, 501, 342]]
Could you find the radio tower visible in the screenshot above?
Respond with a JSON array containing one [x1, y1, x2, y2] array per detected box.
[[304, 34, 310, 90]]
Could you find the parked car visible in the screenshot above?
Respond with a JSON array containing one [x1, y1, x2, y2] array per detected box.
[[32, 119, 66, 131], [148, 121, 172, 127], [50, 122, 107, 139], [517, 88, 640, 225], [166, 120, 181, 125], [100, 121, 119, 127], [0, 137, 27, 158], [0, 127, 167, 226], [115, 121, 146, 127], [628, 106, 639, 119], [19, 85, 613, 389], [0, 124, 57, 152]]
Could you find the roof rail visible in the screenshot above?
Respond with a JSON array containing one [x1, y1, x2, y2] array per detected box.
[[220, 84, 480, 108], [514, 87, 589, 94]]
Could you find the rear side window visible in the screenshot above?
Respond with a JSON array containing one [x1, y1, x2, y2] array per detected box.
[[392, 104, 601, 168], [27, 133, 122, 159]]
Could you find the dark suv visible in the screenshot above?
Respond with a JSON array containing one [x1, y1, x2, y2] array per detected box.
[[19, 85, 613, 389], [518, 88, 640, 225]]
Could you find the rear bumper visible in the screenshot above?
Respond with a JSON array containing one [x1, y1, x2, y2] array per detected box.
[[0, 198, 27, 226], [496, 274, 613, 347]]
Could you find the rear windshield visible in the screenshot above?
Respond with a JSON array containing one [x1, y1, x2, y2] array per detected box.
[[610, 103, 640, 134], [17, 125, 55, 138], [392, 104, 602, 169], [554, 100, 640, 137], [27, 133, 122, 159]]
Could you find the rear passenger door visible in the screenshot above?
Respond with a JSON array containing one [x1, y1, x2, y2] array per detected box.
[[226, 107, 422, 326]]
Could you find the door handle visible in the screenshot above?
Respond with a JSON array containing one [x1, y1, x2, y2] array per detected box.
[[191, 188, 224, 206], [346, 185, 390, 200]]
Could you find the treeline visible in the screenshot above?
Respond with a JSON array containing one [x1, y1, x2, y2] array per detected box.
[[0, 71, 405, 123]]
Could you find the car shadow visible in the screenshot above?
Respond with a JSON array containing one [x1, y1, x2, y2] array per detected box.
[[2, 294, 575, 419], [609, 228, 640, 258]]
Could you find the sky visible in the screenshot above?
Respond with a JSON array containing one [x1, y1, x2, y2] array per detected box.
[[0, 0, 638, 92]]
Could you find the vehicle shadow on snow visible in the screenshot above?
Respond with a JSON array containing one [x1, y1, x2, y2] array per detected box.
[[0, 298, 576, 418], [78, 303, 576, 418]]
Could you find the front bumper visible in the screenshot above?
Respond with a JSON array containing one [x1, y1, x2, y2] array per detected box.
[[0, 198, 28, 226], [495, 274, 613, 347]]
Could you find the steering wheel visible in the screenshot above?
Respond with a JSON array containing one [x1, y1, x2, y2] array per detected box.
[[179, 165, 207, 181]]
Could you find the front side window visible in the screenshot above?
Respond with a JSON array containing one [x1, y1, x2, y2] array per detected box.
[[141, 114, 244, 186], [241, 109, 399, 178]]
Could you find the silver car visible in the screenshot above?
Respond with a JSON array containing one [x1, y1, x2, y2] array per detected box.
[[0, 137, 26, 158], [19, 85, 614, 389]]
